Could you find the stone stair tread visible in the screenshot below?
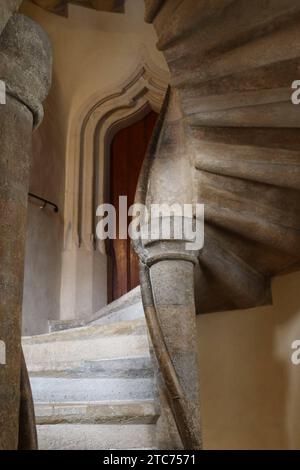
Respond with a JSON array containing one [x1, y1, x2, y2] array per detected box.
[[24, 340, 150, 370], [92, 302, 144, 327], [35, 400, 159, 425], [25, 294, 159, 449], [23, 317, 150, 371], [29, 356, 154, 378], [23, 317, 147, 344], [30, 376, 156, 403], [48, 286, 143, 332], [37, 423, 157, 450]]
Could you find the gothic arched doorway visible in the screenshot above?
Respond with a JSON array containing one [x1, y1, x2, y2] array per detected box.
[[108, 110, 158, 302]]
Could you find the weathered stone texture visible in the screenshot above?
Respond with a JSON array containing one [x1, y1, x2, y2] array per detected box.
[[144, 0, 300, 313], [0, 14, 52, 126], [0, 13, 52, 449], [0, 0, 22, 35], [0, 96, 33, 450]]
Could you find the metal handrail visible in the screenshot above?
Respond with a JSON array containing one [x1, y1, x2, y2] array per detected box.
[[28, 193, 59, 213]]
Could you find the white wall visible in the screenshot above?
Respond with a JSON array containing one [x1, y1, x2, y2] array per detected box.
[[197, 270, 300, 449]]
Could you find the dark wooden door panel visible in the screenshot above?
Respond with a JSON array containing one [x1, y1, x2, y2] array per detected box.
[[109, 110, 158, 302]]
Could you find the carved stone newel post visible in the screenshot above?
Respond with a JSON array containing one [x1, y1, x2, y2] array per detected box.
[[134, 88, 202, 449], [0, 13, 52, 449]]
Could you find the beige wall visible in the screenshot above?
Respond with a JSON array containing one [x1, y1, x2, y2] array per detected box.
[[21, 0, 167, 127], [197, 270, 300, 449]]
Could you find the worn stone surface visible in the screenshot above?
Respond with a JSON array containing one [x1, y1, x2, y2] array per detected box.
[[0, 0, 22, 35], [35, 401, 159, 425], [28, 356, 153, 379], [22, 313, 168, 449], [0, 13, 52, 449], [49, 286, 143, 332], [23, 317, 149, 372], [18, 351, 38, 450], [0, 13, 52, 126], [0, 91, 33, 451], [30, 376, 155, 402], [133, 87, 202, 449], [144, 0, 300, 314], [37, 423, 157, 450], [146, 260, 202, 449]]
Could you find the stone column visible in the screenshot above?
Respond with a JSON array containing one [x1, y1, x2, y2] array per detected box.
[[0, 13, 52, 450], [134, 89, 202, 449]]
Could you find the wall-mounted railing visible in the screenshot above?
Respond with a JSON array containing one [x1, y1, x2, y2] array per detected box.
[[28, 193, 59, 213]]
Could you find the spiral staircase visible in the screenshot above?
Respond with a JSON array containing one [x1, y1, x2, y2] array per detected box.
[[143, 0, 300, 315], [22, 289, 159, 449]]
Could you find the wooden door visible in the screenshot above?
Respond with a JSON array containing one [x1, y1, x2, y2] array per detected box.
[[108, 110, 158, 302]]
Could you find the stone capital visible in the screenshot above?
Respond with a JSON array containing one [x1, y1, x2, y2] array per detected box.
[[0, 13, 52, 127]]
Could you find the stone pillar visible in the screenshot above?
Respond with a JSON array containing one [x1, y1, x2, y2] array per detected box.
[[0, 13, 52, 450], [135, 89, 202, 449]]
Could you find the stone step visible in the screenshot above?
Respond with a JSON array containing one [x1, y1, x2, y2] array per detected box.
[[30, 377, 156, 403], [29, 356, 153, 379], [24, 293, 160, 450], [37, 423, 157, 450], [35, 400, 159, 425], [192, 133, 300, 191], [25, 317, 147, 345], [199, 226, 270, 310], [23, 318, 150, 372], [93, 302, 144, 326], [165, 3, 300, 84], [49, 287, 143, 332]]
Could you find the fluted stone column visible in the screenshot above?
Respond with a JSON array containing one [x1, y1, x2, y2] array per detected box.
[[0, 13, 52, 450]]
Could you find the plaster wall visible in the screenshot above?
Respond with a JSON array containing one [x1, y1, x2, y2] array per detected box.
[[22, 75, 66, 335], [197, 270, 300, 449]]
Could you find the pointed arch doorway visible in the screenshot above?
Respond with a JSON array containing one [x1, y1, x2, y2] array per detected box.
[[60, 59, 168, 321], [108, 110, 158, 302]]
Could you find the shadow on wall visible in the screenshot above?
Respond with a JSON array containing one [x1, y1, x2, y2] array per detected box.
[[197, 270, 300, 450], [22, 70, 67, 336], [22, 203, 62, 336]]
